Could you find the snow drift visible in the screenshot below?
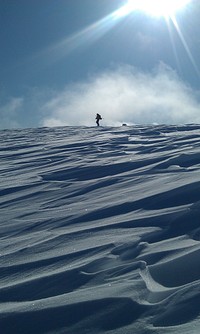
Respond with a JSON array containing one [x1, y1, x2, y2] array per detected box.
[[1, 124, 200, 333]]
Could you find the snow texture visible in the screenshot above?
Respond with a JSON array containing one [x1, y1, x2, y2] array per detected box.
[[1, 124, 200, 333]]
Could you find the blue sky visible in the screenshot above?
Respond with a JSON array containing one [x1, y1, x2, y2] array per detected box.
[[1, 0, 200, 129]]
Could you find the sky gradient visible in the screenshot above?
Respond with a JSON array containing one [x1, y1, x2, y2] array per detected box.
[[1, 0, 200, 129]]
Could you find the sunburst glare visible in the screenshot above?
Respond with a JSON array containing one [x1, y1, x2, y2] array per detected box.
[[117, 0, 191, 18]]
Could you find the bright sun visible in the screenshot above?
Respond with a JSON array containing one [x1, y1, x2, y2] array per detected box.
[[118, 0, 191, 18]]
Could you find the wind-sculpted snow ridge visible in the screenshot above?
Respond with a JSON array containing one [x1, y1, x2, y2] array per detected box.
[[1, 124, 200, 333]]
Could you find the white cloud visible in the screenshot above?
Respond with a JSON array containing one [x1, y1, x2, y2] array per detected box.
[[1, 65, 200, 130], [0, 97, 23, 130], [41, 64, 200, 127]]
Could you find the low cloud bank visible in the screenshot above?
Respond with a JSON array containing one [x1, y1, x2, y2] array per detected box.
[[1, 65, 200, 130], [41, 65, 200, 127], [0, 97, 23, 130]]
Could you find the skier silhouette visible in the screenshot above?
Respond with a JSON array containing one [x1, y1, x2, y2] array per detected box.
[[96, 113, 102, 126]]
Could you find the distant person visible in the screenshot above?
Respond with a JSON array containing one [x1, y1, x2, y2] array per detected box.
[[96, 113, 102, 126]]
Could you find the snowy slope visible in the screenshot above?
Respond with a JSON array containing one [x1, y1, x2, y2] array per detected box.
[[1, 124, 200, 333]]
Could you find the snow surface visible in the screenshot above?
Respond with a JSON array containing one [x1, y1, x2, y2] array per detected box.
[[1, 124, 200, 333]]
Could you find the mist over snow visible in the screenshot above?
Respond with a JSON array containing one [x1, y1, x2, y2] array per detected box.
[[41, 65, 200, 127], [1, 65, 200, 130], [0, 97, 24, 130], [1, 124, 200, 333]]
